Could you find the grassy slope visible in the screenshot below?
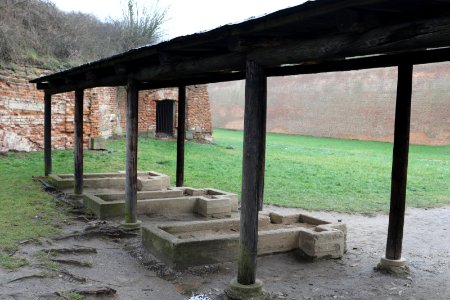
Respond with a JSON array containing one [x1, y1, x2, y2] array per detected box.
[[1, 129, 448, 268]]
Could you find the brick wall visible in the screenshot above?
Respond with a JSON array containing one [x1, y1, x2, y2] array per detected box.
[[209, 62, 450, 145], [115, 85, 212, 139], [0, 65, 212, 152]]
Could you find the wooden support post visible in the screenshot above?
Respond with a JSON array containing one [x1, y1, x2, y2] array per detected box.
[[44, 92, 52, 176], [124, 76, 139, 225], [74, 89, 84, 195], [385, 64, 413, 261], [176, 85, 186, 187], [237, 60, 267, 285]]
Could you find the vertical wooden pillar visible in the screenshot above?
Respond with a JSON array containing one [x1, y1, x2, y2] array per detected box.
[[44, 92, 52, 176], [237, 60, 267, 285], [74, 89, 84, 195], [176, 85, 186, 187], [125, 77, 139, 224], [385, 64, 413, 260]]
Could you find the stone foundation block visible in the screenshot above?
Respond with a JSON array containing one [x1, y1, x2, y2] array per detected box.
[[298, 228, 345, 259], [270, 212, 300, 224], [88, 137, 107, 150], [137, 173, 170, 191], [196, 197, 231, 217]]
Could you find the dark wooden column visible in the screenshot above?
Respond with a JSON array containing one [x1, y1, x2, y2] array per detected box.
[[385, 64, 413, 260], [237, 60, 267, 285], [176, 85, 186, 187], [74, 89, 84, 195], [44, 92, 52, 176], [125, 77, 139, 224]]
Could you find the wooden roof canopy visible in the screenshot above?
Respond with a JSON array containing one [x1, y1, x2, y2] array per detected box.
[[31, 0, 450, 94]]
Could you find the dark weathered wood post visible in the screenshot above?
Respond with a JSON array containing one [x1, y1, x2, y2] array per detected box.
[[124, 76, 139, 225], [237, 60, 267, 285], [384, 64, 413, 262], [74, 89, 84, 195], [176, 85, 186, 187], [44, 92, 52, 176]]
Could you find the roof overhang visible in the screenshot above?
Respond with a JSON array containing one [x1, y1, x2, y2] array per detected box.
[[31, 0, 450, 94]]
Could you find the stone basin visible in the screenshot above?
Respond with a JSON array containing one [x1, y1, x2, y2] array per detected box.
[[142, 212, 347, 269], [83, 187, 238, 219], [48, 171, 170, 191]]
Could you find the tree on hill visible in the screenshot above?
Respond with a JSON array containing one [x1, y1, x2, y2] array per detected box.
[[113, 0, 168, 52], [0, 0, 168, 69]]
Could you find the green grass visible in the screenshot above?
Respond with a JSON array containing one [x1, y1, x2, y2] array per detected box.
[[1, 129, 449, 268], [0, 152, 63, 269], [47, 129, 450, 211]]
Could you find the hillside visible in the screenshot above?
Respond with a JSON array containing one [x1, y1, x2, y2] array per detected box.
[[0, 0, 166, 69]]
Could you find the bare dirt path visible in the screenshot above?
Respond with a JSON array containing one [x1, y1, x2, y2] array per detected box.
[[1, 205, 449, 299]]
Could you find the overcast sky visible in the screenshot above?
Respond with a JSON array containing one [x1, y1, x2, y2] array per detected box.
[[50, 0, 308, 40]]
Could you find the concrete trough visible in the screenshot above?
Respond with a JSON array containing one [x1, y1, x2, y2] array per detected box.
[[83, 187, 238, 219], [142, 212, 347, 269], [48, 171, 170, 191]]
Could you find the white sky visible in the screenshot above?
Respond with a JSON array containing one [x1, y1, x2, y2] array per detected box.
[[50, 0, 308, 40]]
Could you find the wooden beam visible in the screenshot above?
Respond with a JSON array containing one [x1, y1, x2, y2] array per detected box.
[[43, 46, 450, 93], [32, 12, 450, 93], [43, 74, 127, 95], [138, 72, 245, 90], [237, 60, 267, 285], [267, 47, 450, 77], [44, 92, 52, 176], [74, 89, 84, 195], [124, 76, 139, 224], [176, 86, 186, 187], [385, 64, 413, 260], [135, 52, 246, 82], [249, 17, 450, 68], [232, 0, 383, 36]]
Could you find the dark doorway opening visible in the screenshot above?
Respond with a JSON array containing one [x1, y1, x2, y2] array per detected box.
[[156, 100, 175, 136]]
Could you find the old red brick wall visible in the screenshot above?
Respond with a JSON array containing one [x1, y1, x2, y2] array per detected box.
[[0, 65, 212, 151], [115, 85, 212, 139], [209, 62, 450, 145]]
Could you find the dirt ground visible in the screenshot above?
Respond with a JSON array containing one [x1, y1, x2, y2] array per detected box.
[[0, 203, 449, 300]]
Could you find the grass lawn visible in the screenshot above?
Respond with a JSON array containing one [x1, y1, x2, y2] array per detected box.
[[1, 129, 448, 268]]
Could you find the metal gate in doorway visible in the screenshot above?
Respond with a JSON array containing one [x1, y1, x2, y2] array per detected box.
[[156, 100, 175, 136]]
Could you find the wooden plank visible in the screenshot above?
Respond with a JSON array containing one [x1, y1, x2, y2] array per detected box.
[[44, 46, 450, 93], [176, 86, 186, 187], [36, 15, 450, 95], [237, 60, 267, 285], [125, 76, 139, 224], [267, 47, 450, 77], [385, 64, 413, 260], [44, 92, 52, 176], [44, 74, 126, 95], [249, 17, 450, 68], [74, 89, 84, 195]]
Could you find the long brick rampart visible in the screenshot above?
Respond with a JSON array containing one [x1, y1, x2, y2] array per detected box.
[[209, 62, 450, 145]]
